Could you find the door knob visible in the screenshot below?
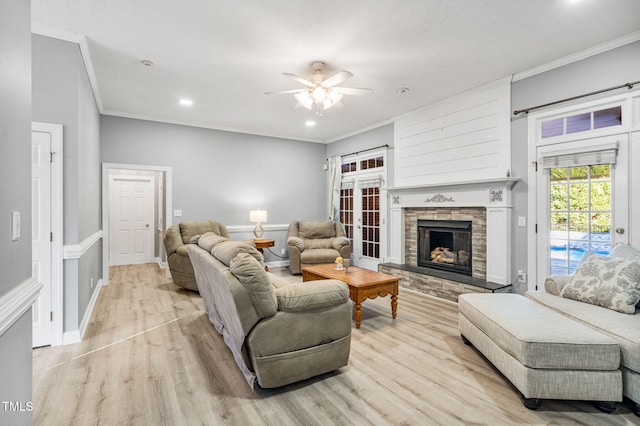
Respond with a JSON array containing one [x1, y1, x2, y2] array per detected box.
[[616, 227, 625, 235]]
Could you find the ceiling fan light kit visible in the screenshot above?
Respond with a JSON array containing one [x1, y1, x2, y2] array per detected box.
[[266, 61, 372, 115]]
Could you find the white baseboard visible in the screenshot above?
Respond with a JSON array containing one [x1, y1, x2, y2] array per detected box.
[[155, 257, 167, 269], [265, 260, 290, 269], [62, 278, 103, 345]]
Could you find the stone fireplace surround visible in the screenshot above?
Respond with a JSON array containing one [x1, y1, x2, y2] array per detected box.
[[380, 178, 518, 301]]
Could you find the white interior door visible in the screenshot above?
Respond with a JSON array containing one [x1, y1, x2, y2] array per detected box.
[[109, 175, 155, 266], [32, 130, 52, 347]]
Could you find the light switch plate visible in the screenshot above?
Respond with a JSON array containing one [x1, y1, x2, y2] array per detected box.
[[174, 210, 182, 217], [12, 211, 21, 241], [517, 216, 526, 227]]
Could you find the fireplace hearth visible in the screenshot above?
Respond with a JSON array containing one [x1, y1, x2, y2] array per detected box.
[[418, 219, 472, 276]]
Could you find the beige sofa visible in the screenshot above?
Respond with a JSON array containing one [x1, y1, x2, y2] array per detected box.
[[164, 220, 231, 291], [185, 232, 352, 389], [287, 220, 351, 274]]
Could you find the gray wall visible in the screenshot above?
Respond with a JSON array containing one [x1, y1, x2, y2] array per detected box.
[[100, 116, 328, 225], [32, 34, 102, 332], [510, 40, 640, 294], [0, 0, 33, 424]]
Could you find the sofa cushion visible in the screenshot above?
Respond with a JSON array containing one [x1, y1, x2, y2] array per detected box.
[[275, 280, 349, 312], [560, 251, 640, 314], [304, 238, 335, 250], [458, 293, 620, 371], [527, 290, 640, 373], [211, 240, 263, 266], [300, 248, 340, 264], [230, 253, 277, 319], [180, 220, 228, 244], [197, 232, 229, 251], [298, 220, 336, 239]]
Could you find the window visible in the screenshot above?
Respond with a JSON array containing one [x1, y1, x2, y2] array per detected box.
[[548, 164, 612, 275], [541, 105, 622, 139]]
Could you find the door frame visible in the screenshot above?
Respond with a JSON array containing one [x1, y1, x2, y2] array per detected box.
[[526, 92, 636, 291], [32, 122, 64, 346], [102, 163, 173, 286]]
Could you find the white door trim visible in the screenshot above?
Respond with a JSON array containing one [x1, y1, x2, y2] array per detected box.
[[32, 122, 64, 346], [102, 163, 173, 286]]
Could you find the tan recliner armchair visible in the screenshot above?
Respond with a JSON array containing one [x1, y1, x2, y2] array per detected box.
[[163, 220, 230, 291], [287, 220, 351, 274]]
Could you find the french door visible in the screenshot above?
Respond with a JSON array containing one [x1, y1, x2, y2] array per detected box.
[[339, 151, 387, 271], [536, 134, 628, 285]]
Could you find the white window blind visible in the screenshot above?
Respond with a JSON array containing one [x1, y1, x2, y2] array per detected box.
[[341, 180, 355, 190], [358, 177, 383, 189], [540, 143, 618, 169]]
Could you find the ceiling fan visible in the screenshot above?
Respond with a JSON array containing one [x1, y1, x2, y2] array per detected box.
[[265, 62, 373, 114]]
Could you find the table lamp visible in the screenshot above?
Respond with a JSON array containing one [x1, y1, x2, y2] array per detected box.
[[250, 209, 267, 239]]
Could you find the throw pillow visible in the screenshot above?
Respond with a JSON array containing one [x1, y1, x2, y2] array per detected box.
[[230, 253, 277, 318], [560, 251, 640, 314], [611, 243, 640, 259], [211, 240, 263, 266], [197, 232, 228, 251]]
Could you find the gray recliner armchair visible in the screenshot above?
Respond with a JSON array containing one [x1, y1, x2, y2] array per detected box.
[[287, 220, 351, 274], [163, 220, 230, 291]]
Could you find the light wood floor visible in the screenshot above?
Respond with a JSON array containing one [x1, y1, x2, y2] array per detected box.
[[33, 264, 639, 425]]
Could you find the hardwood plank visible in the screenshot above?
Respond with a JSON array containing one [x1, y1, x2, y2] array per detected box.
[[32, 264, 639, 425]]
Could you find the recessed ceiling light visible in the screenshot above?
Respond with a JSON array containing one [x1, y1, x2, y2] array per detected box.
[[397, 87, 410, 94], [179, 99, 193, 107], [305, 120, 316, 127]]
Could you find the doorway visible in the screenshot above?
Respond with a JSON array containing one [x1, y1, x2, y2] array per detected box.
[[339, 150, 387, 271], [102, 164, 173, 285], [31, 122, 63, 347]]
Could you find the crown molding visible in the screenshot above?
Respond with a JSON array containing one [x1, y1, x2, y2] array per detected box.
[[513, 31, 640, 82]]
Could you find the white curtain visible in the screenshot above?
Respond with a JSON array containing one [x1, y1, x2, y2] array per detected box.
[[327, 155, 342, 221]]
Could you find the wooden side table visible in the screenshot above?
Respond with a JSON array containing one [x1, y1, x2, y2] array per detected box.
[[253, 239, 275, 271]]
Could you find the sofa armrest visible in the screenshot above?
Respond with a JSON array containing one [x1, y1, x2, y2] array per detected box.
[[545, 275, 571, 295], [163, 224, 183, 255], [287, 236, 304, 252], [275, 280, 349, 312], [332, 236, 350, 251]]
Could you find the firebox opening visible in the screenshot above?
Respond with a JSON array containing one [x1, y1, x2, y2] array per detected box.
[[418, 219, 472, 276]]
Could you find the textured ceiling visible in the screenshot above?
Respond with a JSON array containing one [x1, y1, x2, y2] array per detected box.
[[32, 0, 640, 143]]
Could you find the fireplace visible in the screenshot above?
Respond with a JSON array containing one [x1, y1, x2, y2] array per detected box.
[[418, 219, 472, 276]]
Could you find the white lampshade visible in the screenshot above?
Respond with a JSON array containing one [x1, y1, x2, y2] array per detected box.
[[250, 209, 267, 223]]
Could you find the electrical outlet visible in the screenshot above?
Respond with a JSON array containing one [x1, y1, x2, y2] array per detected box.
[[11, 211, 21, 241], [517, 270, 526, 283], [280, 248, 285, 255], [174, 209, 182, 217]]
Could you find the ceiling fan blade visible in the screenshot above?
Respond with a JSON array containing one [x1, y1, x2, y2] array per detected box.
[[264, 89, 306, 95], [332, 87, 374, 96], [321, 70, 353, 88], [282, 73, 315, 87]]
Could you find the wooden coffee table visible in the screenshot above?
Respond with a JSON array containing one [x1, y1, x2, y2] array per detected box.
[[302, 264, 399, 329]]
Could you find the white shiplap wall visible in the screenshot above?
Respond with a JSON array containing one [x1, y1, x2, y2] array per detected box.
[[394, 77, 512, 187]]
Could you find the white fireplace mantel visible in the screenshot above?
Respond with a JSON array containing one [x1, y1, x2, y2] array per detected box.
[[387, 178, 520, 285]]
